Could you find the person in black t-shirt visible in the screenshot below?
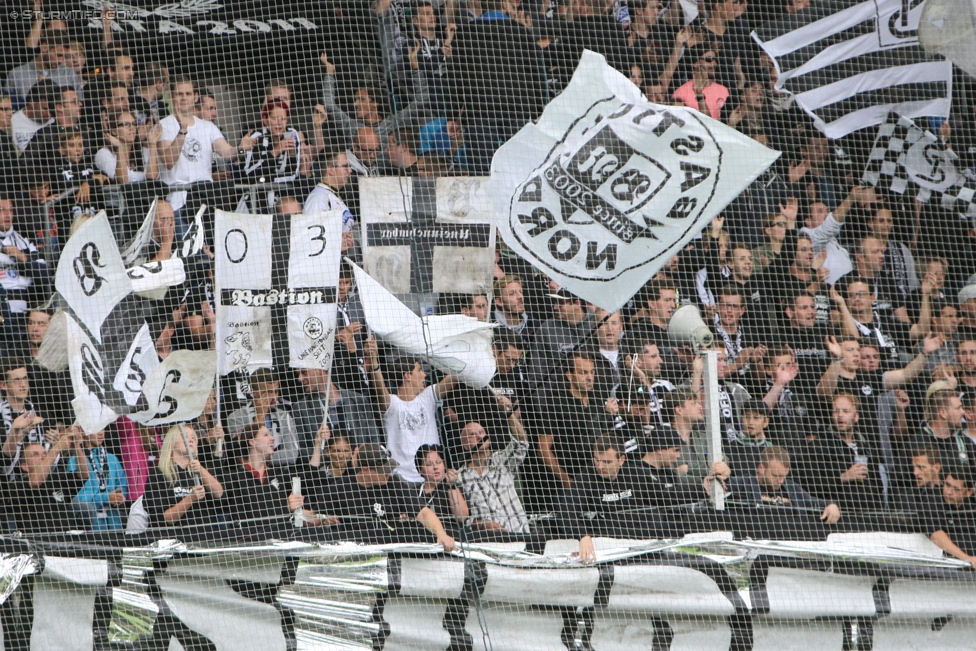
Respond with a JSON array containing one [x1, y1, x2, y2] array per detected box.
[[221, 423, 330, 532], [143, 425, 225, 531], [638, 424, 707, 509], [728, 446, 841, 523], [11, 426, 89, 535], [799, 393, 883, 511], [925, 466, 976, 568], [560, 434, 656, 562], [894, 444, 944, 518], [326, 443, 456, 550], [415, 444, 468, 537], [775, 291, 833, 398], [817, 334, 941, 437]]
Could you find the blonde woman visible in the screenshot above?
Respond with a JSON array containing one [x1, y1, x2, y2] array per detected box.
[[143, 425, 224, 529]]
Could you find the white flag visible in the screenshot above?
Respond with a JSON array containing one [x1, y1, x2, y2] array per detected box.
[[350, 261, 496, 388], [214, 209, 343, 375], [490, 51, 779, 313], [137, 350, 218, 426]]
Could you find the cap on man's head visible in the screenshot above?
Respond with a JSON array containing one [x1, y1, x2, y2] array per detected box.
[[357, 443, 399, 475], [644, 424, 683, 452]]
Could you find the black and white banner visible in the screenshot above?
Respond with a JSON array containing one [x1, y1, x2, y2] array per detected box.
[[862, 113, 976, 217], [361, 177, 495, 295], [56, 214, 216, 433], [752, 0, 952, 139], [490, 51, 779, 313], [214, 209, 343, 376]]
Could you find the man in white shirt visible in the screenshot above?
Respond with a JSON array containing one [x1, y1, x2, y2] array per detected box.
[[304, 147, 356, 250], [364, 336, 458, 484], [157, 77, 255, 213], [10, 81, 55, 153], [798, 185, 873, 285]]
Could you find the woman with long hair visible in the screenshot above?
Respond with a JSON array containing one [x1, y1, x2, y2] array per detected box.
[[415, 444, 468, 536], [96, 110, 160, 184], [143, 424, 224, 530]]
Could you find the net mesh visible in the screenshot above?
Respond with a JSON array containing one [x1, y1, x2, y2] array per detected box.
[[0, 0, 975, 648]]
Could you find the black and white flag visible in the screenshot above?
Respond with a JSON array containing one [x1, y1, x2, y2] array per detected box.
[[752, 0, 952, 139], [214, 209, 343, 376], [491, 51, 779, 312], [56, 214, 216, 433], [862, 112, 961, 202], [361, 177, 495, 295]]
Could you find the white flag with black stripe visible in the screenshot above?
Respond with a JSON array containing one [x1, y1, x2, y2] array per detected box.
[[752, 0, 952, 139], [214, 209, 343, 376], [361, 177, 495, 295]]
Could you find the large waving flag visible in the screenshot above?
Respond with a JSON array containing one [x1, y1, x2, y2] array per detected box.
[[490, 51, 778, 313], [752, 0, 952, 139]]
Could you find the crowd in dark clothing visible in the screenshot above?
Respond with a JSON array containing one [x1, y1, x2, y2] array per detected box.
[[2, 0, 976, 569]]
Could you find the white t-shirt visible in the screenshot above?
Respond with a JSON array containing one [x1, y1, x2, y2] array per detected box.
[[11, 110, 52, 152], [158, 115, 224, 210], [95, 146, 150, 183], [383, 385, 439, 483], [304, 183, 356, 232]]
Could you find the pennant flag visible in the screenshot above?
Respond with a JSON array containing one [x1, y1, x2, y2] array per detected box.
[[350, 261, 496, 388], [490, 50, 779, 313], [361, 177, 496, 295], [862, 112, 961, 202], [752, 0, 952, 139], [214, 209, 343, 376], [56, 213, 217, 433]]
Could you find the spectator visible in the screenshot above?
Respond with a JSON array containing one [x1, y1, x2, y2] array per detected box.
[[751, 211, 791, 274], [725, 79, 768, 145], [304, 147, 356, 251], [528, 288, 594, 386], [96, 110, 161, 184], [457, 416, 531, 534], [487, 328, 531, 411], [4, 29, 80, 109], [332, 261, 369, 391], [0, 196, 50, 318], [460, 293, 490, 322], [308, 432, 355, 480], [11, 426, 89, 534], [22, 86, 86, 170], [800, 393, 884, 511], [325, 442, 456, 549], [661, 388, 731, 487], [924, 465, 976, 568], [68, 426, 127, 531], [797, 185, 869, 285], [0, 93, 16, 194], [1, 359, 46, 477], [364, 336, 458, 484], [866, 204, 918, 298], [728, 446, 841, 523], [415, 443, 468, 536], [670, 45, 729, 120], [238, 100, 304, 212], [638, 424, 707, 508], [131, 62, 169, 126], [916, 389, 976, 473], [227, 368, 302, 468], [619, 337, 675, 427], [630, 278, 678, 346], [221, 423, 327, 530], [894, 443, 943, 514], [727, 399, 773, 476], [492, 274, 540, 341], [49, 129, 110, 223], [560, 434, 656, 562], [10, 79, 55, 152], [143, 425, 224, 531], [590, 308, 624, 404], [156, 77, 255, 214], [292, 367, 380, 454]]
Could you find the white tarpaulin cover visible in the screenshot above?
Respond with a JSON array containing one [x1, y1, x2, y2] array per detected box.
[[350, 261, 496, 388], [490, 50, 779, 312]]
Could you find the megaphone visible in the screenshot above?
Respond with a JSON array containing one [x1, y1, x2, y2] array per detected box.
[[667, 304, 714, 353]]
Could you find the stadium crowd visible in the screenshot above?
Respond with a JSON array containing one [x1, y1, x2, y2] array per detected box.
[[2, 0, 976, 570]]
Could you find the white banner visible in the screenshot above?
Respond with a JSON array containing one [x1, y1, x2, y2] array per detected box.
[[65, 312, 119, 434], [361, 177, 495, 295], [215, 210, 343, 375], [490, 51, 780, 313], [138, 350, 218, 426]]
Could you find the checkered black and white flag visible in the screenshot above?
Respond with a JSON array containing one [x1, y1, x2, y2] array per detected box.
[[862, 113, 961, 202], [214, 209, 343, 376], [360, 177, 495, 295]]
